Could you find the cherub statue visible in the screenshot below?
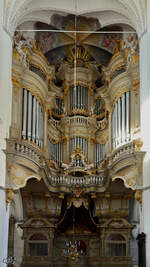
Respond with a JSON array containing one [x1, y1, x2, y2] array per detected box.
[[14, 32, 32, 68]]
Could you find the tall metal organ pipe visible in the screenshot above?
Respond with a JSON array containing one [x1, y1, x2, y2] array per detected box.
[[95, 143, 106, 168], [111, 91, 130, 148], [70, 85, 88, 111], [70, 137, 87, 155], [22, 88, 43, 148], [48, 140, 63, 167]]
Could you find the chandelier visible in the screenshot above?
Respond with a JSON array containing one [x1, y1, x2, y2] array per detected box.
[[63, 239, 85, 261], [63, 203, 86, 261]]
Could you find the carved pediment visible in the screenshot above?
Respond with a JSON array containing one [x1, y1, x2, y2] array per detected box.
[[19, 217, 55, 229], [99, 218, 134, 230]]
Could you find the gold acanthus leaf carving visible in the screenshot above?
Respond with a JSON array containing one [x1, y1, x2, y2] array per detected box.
[[135, 189, 142, 208], [6, 189, 15, 206]]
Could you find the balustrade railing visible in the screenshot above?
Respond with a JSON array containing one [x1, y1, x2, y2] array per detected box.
[[50, 175, 104, 186], [49, 118, 60, 128], [110, 141, 137, 164], [11, 140, 42, 163]]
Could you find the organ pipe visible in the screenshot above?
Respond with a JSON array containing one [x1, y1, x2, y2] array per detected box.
[[121, 93, 125, 143], [95, 143, 106, 168], [36, 101, 39, 146], [115, 104, 118, 147], [28, 91, 32, 141], [118, 98, 121, 145], [112, 92, 131, 149], [70, 85, 88, 112], [70, 137, 87, 155], [48, 140, 63, 166], [126, 91, 130, 141], [22, 89, 43, 148], [22, 89, 27, 140], [32, 96, 36, 143]]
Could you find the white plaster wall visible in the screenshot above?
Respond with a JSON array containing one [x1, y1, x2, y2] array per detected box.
[[0, 0, 12, 265], [140, 1, 150, 266]]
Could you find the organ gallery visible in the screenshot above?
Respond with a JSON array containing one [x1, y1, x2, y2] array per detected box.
[[5, 14, 145, 267]]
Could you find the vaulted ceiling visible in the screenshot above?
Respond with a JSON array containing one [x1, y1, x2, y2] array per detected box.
[[4, 0, 146, 37]]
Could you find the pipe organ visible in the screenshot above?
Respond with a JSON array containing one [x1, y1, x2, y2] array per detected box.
[[95, 143, 106, 168], [70, 137, 87, 155], [48, 139, 63, 167], [46, 46, 110, 176], [94, 98, 105, 116], [22, 88, 43, 148], [8, 29, 144, 267], [70, 85, 88, 113], [112, 91, 130, 149], [12, 42, 141, 195], [53, 97, 64, 116]]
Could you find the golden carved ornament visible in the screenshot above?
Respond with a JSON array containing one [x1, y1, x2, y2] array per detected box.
[[66, 46, 91, 64], [97, 160, 106, 170], [62, 135, 69, 143], [89, 136, 95, 144], [133, 78, 140, 93], [48, 136, 59, 144], [59, 193, 64, 199], [135, 189, 142, 208], [6, 162, 12, 178], [63, 81, 69, 95], [12, 48, 20, 61], [131, 52, 139, 65], [133, 139, 143, 151], [89, 84, 94, 95], [6, 189, 15, 206], [34, 41, 49, 65], [67, 197, 88, 209], [72, 187, 85, 198], [91, 193, 96, 199], [69, 109, 88, 116], [12, 76, 21, 88]]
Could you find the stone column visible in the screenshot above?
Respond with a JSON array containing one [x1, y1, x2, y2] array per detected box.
[[140, 2, 150, 266], [0, 0, 12, 266]]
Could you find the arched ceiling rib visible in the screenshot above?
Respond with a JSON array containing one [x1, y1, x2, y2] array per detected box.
[[4, 0, 146, 37]]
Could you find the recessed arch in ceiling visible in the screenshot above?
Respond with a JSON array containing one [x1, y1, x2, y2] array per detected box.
[[4, 0, 146, 37]]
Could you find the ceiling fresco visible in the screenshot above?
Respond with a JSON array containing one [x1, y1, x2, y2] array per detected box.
[[34, 14, 123, 66]]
